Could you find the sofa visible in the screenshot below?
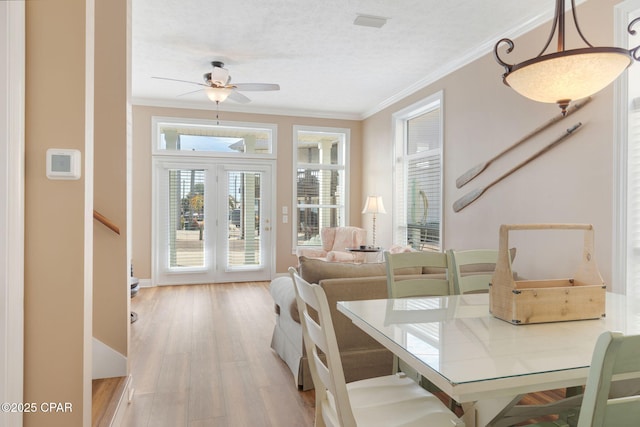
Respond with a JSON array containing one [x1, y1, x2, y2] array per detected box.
[[270, 249, 517, 390], [269, 255, 446, 390]]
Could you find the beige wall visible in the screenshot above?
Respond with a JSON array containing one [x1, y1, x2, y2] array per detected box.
[[25, 1, 88, 425], [131, 106, 362, 279], [363, 0, 620, 284], [25, 0, 128, 425], [94, 0, 129, 355]]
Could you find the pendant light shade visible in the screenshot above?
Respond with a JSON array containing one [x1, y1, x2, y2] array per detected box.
[[495, 0, 639, 115]]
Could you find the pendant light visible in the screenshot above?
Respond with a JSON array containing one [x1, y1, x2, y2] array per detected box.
[[494, 0, 639, 115]]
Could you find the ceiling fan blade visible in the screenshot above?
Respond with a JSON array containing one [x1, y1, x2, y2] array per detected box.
[[228, 90, 251, 104], [176, 88, 204, 97], [233, 83, 280, 91], [152, 76, 209, 87]]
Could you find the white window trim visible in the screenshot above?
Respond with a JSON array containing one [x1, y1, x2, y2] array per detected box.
[[151, 116, 278, 159], [1, 2, 24, 426], [613, 0, 640, 295], [292, 125, 350, 253], [392, 91, 444, 250]]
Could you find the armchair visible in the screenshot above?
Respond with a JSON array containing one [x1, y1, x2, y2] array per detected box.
[[297, 226, 367, 263]]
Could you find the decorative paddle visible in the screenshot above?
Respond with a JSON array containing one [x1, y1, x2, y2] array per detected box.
[[455, 97, 592, 189], [453, 122, 583, 213]]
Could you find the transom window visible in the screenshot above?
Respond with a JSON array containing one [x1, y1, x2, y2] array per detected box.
[[153, 117, 275, 157]]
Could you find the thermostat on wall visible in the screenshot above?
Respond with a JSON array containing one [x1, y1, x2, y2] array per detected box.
[[46, 149, 81, 180]]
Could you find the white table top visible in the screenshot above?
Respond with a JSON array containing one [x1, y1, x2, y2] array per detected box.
[[337, 292, 640, 403]]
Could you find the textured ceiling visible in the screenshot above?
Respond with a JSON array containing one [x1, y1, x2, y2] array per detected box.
[[132, 0, 563, 119]]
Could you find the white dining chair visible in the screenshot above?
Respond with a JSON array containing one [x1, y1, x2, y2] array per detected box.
[[524, 331, 640, 427], [288, 267, 464, 427]]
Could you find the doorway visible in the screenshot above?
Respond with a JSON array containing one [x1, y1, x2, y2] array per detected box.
[[153, 159, 274, 284]]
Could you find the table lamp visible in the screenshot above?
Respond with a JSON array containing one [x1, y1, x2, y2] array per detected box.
[[362, 195, 386, 247]]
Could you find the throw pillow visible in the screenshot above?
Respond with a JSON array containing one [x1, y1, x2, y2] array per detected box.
[[298, 256, 386, 284]]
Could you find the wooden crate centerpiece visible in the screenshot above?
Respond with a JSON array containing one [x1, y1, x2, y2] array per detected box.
[[489, 223, 606, 325]]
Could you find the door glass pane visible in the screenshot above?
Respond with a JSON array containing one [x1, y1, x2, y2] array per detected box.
[[168, 169, 205, 268], [227, 171, 262, 268]]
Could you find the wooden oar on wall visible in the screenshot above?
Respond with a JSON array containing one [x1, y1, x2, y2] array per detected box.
[[453, 122, 583, 213], [455, 97, 592, 189]]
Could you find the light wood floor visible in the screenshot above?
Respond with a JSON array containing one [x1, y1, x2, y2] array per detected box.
[[119, 281, 568, 427], [120, 282, 315, 427]]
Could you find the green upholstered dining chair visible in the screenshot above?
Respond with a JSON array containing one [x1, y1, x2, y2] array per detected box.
[[524, 331, 640, 427], [288, 267, 465, 427], [447, 249, 501, 295]]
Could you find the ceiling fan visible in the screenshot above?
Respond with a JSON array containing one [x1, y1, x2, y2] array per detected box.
[[153, 61, 280, 104]]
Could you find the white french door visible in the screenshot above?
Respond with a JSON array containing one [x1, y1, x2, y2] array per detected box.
[[153, 159, 273, 284]]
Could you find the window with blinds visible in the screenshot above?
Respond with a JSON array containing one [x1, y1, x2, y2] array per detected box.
[[619, 3, 640, 297], [293, 126, 348, 248], [167, 168, 206, 269], [393, 93, 443, 251]]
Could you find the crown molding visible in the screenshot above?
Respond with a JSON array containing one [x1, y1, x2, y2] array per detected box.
[[361, 7, 559, 119], [131, 97, 363, 121]]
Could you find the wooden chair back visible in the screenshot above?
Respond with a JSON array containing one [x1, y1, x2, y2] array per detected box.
[[384, 250, 450, 298], [448, 249, 499, 294], [577, 331, 640, 427], [525, 331, 640, 427], [288, 267, 356, 427]]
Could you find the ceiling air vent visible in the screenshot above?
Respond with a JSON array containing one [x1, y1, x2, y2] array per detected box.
[[353, 14, 388, 28]]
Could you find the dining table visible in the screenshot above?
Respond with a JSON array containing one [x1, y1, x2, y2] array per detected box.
[[337, 292, 640, 427]]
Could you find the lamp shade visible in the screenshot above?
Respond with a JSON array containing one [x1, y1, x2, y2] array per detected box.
[[362, 196, 386, 214], [504, 47, 633, 105], [205, 87, 232, 103]]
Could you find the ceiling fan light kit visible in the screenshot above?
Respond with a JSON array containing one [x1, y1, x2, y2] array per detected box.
[[494, 0, 639, 115], [205, 87, 232, 103]]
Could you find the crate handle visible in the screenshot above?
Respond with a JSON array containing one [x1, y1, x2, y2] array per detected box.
[[496, 223, 604, 288]]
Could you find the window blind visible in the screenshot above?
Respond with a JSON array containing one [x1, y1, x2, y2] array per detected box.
[[628, 106, 640, 297], [226, 170, 262, 268], [167, 169, 206, 268]]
